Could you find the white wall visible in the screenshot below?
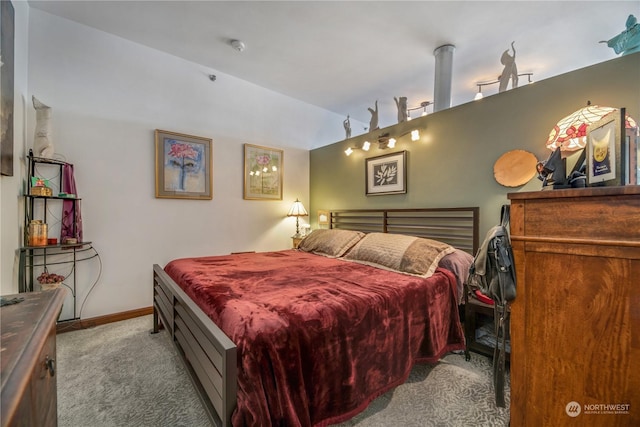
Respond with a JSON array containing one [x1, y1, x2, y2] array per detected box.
[[1, 1, 29, 296], [0, 8, 347, 318]]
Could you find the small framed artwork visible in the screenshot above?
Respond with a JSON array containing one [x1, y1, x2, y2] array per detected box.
[[318, 210, 329, 226], [155, 129, 213, 200], [244, 144, 283, 200], [586, 110, 623, 186], [365, 150, 407, 196]]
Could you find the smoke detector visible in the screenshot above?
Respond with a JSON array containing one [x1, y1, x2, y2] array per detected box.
[[230, 39, 246, 52]]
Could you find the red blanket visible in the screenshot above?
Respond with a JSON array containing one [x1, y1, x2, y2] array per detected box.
[[164, 250, 464, 426]]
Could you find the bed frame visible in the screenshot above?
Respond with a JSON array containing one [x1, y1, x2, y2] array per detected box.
[[152, 207, 479, 427]]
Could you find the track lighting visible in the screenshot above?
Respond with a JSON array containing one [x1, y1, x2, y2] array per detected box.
[[406, 101, 433, 120], [474, 72, 534, 101]]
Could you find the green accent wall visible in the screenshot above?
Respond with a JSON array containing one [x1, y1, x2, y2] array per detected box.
[[310, 53, 640, 237]]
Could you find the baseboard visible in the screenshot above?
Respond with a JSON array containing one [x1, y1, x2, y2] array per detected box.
[[56, 306, 153, 334]]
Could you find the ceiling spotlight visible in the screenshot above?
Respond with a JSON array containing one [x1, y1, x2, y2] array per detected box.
[[474, 86, 484, 100], [208, 74, 217, 82], [230, 39, 246, 52], [406, 101, 432, 119], [362, 141, 371, 151], [345, 147, 353, 156]]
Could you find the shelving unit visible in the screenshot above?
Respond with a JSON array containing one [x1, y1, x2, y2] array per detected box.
[[19, 151, 97, 322]]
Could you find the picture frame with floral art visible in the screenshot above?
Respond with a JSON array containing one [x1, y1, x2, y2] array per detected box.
[[244, 144, 283, 200], [586, 110, 623, 187], [365, 151, 407, 196], [155, 129, 213, 200]]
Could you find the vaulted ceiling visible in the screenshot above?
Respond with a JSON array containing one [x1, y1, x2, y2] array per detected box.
[[28, 1, 638, 127]]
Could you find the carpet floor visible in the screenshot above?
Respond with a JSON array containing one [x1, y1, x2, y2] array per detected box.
[[57, 315, 510, 427]]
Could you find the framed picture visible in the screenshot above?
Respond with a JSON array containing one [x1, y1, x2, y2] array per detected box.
[[365, 150, 407, 196], [586, 110, 622, 186], [1, 0, 15, 176], [244, 144, 283, 200], [155, 129, 213, 200], [317, 210, 329, 226]]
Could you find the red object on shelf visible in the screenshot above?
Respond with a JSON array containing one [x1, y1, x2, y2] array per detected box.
[[474, 289, 494, 305], [47, 238, 57, 245]]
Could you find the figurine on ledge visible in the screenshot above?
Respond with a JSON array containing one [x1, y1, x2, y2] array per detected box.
[[601, 14, 640, 56]]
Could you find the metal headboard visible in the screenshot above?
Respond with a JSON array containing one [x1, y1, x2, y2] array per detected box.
[[329, 207, 479, 255]]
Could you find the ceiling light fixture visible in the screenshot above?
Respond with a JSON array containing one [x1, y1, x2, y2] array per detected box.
[[406, 101, 433, 120], [230, 39, 246, 52], [474, 72, 534, 101], [345, 130, 419, 156]]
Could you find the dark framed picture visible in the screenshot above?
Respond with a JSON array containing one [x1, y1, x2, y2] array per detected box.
[[155, 129, 213, 200], [1, 0, 15, 176], [586, 110, 622, 186], [244, 143, 283, 200], [365, 150, 407, 196]]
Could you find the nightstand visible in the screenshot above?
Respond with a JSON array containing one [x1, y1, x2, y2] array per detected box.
[[463, 283, 510, 361], [292, 236, 303, 249]]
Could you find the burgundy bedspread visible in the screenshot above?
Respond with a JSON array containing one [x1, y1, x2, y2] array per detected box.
[[164, 250, 465, 427]]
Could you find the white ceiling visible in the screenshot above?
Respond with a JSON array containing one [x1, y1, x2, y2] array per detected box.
[[28, 1, 639, 127]]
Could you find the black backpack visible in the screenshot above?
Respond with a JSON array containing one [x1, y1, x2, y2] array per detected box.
[[467, 204, 516, 407]]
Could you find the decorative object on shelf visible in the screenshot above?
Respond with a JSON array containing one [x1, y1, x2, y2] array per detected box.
[[287, 198, 308, 238], [1, 0, 15, 176], [37, 271, 65, 290], [493, 149, 538, 187], [498, 41, 518, 92], [155, 129, 213, 200], [474, 72, 533, 100], [368, 100, 379, 131], [394, 97, 408, 123], [343, 115, 351, 139], [244, 143, 283, 200], [586, 109, 624, 186], [32, 96, 55, 158], [28, 220, 48, 246], [365, 150, 407, 196], [601, 14, 640, 56], [30, 176, 53, 196], [545, 102, 617, 152], [537, 147, 568, 189]]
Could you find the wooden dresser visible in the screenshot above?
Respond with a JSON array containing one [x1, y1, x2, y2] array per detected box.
[[1, 289, 66, 427], [508, 186, 640, 427]]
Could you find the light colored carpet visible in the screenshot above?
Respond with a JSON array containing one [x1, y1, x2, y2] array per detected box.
[[57, 315, 509, 427]]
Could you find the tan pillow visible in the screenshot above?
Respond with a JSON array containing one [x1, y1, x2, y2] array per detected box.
[[344, 232, 455, 277], [297, 229, 365, 258]]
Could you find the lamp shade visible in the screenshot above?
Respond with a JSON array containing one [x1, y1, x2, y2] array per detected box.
[[545, 104, 617, 152], [287, 199, 308, 217]]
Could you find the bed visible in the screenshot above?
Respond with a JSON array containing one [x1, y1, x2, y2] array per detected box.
[[152, 207, 478, 427]]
